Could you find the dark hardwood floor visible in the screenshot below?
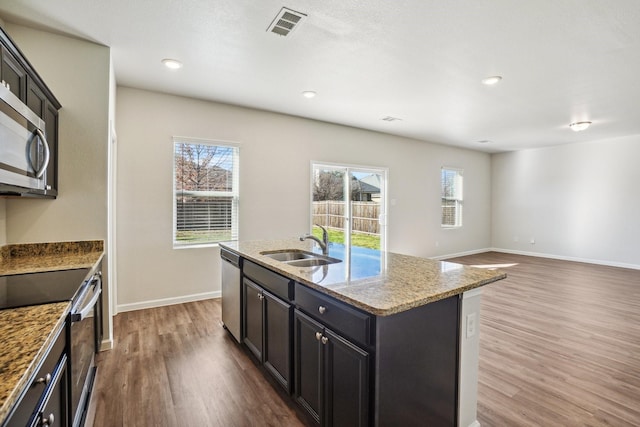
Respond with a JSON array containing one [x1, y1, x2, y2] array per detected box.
[[91, 252, 640, 426]]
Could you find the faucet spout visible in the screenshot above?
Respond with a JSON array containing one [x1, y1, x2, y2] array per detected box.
[[299, 224, 329, 255]]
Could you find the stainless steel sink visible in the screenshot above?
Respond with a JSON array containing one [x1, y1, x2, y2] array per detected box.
[[260, 250, 317, 261], [260, 250, 341, 267], [286, 258, 338, 267]]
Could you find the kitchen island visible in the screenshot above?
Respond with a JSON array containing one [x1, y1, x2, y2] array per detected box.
[[220, 238, 506, 427]]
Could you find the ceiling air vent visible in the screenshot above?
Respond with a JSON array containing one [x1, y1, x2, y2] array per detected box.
[[267, 7, 307, 37]]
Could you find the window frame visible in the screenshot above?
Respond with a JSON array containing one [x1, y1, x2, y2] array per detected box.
[[172, 137, 240, 249], [441, 167, 463, 228]]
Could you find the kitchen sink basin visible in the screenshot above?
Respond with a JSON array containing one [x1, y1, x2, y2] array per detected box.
[[285, 258, 339, 267], [260, 250, 317, 261], [260, 250, 341, 267]]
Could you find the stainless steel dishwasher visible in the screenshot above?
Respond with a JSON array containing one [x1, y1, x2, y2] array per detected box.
[[221, 248, 242, 343]]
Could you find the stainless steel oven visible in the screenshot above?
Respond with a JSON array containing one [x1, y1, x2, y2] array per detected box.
[[69, 269, 102, 427], [0, 265, 102, 427]]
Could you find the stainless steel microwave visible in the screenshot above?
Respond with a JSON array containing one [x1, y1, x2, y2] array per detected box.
[[0, 82, 51, 196]]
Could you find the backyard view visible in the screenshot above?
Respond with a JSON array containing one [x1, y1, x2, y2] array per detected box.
[[312, 165, 385, 250]]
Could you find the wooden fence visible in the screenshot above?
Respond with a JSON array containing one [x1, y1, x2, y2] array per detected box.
[[312, 201, 380, 234]]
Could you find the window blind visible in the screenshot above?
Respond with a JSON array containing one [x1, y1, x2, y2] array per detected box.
[[441, 167, 463, 227], [173, 139, 239, 246]]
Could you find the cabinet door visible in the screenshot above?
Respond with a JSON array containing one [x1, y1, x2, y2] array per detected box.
[[243, 279, 263, 361], [294, 310, 323, 425], [26, 77, 46, 117], [43, 101, 58, 195], [263, 290, 292, 392], [1, 46, 27, 100], [324, 329, 370, 427]]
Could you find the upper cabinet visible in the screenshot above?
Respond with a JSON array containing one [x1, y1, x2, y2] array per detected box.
[[0, 25, 61, 198]]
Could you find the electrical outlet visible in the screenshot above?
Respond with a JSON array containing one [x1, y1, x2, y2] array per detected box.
[[513, 236, 519, 242], [530, 237, 535, 244], [466, 313, 477, 338]]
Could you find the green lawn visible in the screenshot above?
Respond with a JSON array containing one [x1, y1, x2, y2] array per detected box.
[[313, 225, 380, 250], [175, 230, 231, 244]]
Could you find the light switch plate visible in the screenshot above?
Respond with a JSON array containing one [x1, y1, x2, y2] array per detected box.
[[466, 312, 477, 338]]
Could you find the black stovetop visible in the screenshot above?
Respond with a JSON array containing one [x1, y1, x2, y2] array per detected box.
[[0, 268, 91, 310]]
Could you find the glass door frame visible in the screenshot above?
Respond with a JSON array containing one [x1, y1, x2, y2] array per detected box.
[[309, 161, 388, 252]]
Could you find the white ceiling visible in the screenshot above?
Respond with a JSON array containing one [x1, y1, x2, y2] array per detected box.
[[2, 0, 640, 153]]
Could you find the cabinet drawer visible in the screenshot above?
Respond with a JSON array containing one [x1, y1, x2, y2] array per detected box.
[[295, 283, 373, 347], [5, 324, 66, 426], [243, 260, 293, 302]]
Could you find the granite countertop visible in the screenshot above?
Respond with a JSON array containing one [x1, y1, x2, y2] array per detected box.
[[0, 240, 104, 276], [0, 302, 70, 422], [220, 238, 506, 316], [0, 240, 105, 423]]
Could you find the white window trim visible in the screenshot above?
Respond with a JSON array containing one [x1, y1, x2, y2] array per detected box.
[[172, 137, 240, 248]]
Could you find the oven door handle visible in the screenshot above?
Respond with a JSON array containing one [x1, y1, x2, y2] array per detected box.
[[71, 276, 102, 322]]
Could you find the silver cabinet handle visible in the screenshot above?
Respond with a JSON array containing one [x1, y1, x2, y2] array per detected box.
[[315, 332, 322, 341], [321, 336, 329, 345], [41, 413, 55, 426], [35, 373, 52, 386], [318, 306, 326, 314]]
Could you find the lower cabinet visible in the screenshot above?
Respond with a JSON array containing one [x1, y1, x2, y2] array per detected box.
[[3, 326, 68, 427], [243, 278, 293, 392], [294, 309, 370, 427]]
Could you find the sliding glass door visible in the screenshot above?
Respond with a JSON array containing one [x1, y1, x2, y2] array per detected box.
[[311, 163, 387, 253]]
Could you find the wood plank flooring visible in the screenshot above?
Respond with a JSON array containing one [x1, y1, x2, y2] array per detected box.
[[91, 252, 640, 426], [447, 252, 640, 426]]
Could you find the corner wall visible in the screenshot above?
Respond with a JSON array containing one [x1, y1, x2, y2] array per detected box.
[[116, 87, 492, 310], [3, 23, 113, 341], [491, 135, 640, 268]]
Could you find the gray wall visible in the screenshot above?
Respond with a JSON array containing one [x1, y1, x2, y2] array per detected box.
[[115, 87, 493, 311], [491, 134, 640, 268]]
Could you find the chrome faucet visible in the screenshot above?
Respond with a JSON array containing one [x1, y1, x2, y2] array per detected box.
[[300, 224, 329, 255]]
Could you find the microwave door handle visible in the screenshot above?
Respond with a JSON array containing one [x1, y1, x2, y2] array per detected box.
[[74, 286, 102, 321], [34, 128, 50, 179]]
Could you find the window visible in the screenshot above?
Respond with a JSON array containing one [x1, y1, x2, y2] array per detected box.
[[441, 167, 463, 228], [173, 138, 239, 247]]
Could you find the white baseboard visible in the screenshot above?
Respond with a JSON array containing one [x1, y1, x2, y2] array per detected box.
[[490, 248, 640, 270], [117, 291, 221, 313], [99, 338, 113, 351], [431, 247, 492, 261]]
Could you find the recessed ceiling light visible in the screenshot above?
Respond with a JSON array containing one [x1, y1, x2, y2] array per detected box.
[[477, 140, 492, 144], [569, 121, 592, 132], [162, 59, 183, 70], [381, 116, 402, 122], [302, 91, 316, 98], [481, 76, 502, 85]]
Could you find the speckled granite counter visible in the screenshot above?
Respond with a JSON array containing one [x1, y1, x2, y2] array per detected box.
[[0, 302, 70, 422], [220, 238, 506, 316], [0, 240, 104, 276], [0, 240, 105, 424]]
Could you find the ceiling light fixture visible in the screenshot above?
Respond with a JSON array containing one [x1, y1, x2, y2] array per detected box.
[[162, 59, 183, 70], [477, 140, 492, 144], [569, 121, 592, 132], [481, 76, 502, 85], [302, 91, 316, 99]]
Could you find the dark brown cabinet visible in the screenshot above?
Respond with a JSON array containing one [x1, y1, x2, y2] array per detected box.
[[1, 45, 27, 100], [2, 326, 68, 427], [1, 25, 60, 198], [242, 266, 294, 393], [294, 309, 369, 427]]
